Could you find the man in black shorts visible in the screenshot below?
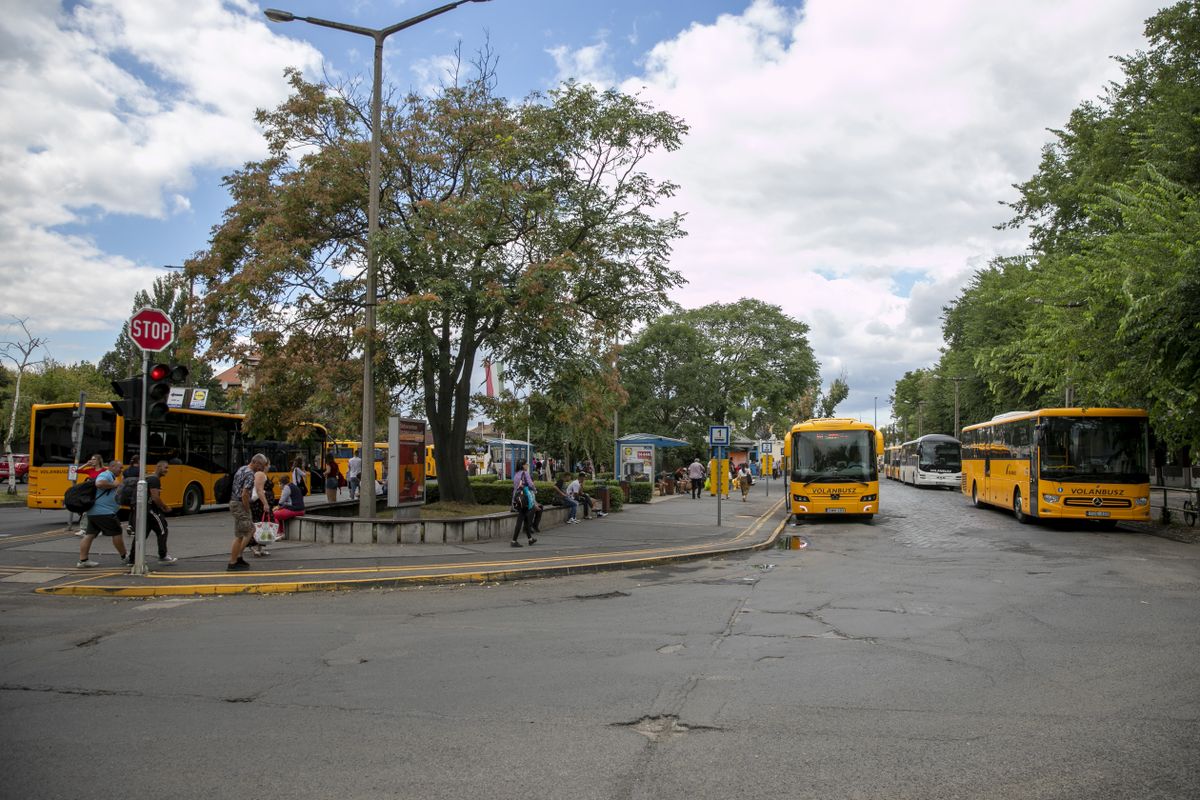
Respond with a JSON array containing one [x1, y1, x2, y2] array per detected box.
[[77, 460, 128, 568]]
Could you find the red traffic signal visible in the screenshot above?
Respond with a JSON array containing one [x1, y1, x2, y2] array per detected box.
[[146, 363, 190, 421]]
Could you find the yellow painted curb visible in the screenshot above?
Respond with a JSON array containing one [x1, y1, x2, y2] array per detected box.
[[36, 500, 790, 598]]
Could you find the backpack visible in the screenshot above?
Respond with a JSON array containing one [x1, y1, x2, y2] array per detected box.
[[117, 477, 138, 507], [64, 479, 98, 514]]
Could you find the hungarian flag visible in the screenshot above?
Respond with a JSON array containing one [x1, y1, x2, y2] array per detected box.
[[484, 359, 502, 397]]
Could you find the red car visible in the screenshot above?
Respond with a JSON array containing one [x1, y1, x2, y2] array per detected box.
[[0, 454, 29, 483]]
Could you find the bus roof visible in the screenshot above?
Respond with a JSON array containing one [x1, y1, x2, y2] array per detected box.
[[31, 401, 245, 421], [788, 418, 878, 434], [961, 407, 1148, 432], [901, 433, 961, 446]]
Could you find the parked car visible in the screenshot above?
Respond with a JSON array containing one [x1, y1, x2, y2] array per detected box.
[[0, 454, 30, 483]]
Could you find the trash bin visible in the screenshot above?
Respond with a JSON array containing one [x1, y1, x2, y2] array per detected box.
[[620, 481, 631, 503], [593, 485, 610, 513]]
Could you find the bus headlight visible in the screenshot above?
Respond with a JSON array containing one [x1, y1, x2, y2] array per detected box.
[[860, 494, 877, 502], [793, 494, 809, 502], [1042, 494, 1060, 503], [1135, 497, 1148, 506]]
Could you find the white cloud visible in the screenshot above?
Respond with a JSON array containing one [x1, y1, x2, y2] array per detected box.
[[0, 0, 322, 333], [548, 38, 617, 90], [603, 0, 1160, 422]]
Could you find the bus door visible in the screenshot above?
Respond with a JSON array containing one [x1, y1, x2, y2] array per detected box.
[[982, 430, 993, 503]]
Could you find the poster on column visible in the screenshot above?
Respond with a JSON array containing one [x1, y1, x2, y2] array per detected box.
[[387, 417, 427, 506], [621, 445, 655, 481]]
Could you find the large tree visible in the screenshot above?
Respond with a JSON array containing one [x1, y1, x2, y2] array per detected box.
[[619, 299, 820, 447], [908, 2, 1200, 454], [189, 64, 687, 500]]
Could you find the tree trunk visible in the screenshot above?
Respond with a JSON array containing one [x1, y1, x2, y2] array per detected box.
[[4, 368, 23, 495]]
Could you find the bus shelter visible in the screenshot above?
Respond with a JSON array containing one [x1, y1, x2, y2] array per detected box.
[[615, 433, 690, 482], [487, 438, 533, 479]]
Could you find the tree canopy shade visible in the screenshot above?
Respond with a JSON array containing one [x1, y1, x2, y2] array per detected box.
[[188, 64, 688, 500], [895, 1, 1200, 456]]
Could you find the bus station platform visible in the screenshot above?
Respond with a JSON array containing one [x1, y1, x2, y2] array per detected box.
[[0, 487, 791, 598]]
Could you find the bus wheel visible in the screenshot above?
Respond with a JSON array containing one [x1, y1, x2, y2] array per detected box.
[[182, 484, 204, 515], [971, 483, 983, 508], [1013, 490, 1031, 524]]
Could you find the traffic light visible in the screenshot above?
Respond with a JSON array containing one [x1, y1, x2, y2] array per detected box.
[[111, 376, 144, 421], [146, 363, 189, 421]]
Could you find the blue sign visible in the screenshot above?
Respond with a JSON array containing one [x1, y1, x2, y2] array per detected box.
[[708, 425, 730, 446], [761, 441, 773, 454]]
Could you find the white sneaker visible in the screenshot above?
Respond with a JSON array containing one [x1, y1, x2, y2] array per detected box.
[[76, 560, 99, 568], [158, 554, 178, 564]]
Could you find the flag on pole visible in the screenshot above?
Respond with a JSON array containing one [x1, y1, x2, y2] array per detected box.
[[484, 359, 495, 397]]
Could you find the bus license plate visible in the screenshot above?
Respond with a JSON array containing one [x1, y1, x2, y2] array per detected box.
[[1086, 511, 1111, 518], [825, 508, 846, 514]]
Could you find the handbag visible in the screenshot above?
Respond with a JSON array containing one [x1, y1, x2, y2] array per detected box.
[[253, 511, 281, 544]]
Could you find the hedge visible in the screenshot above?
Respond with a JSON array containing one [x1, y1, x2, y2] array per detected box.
[[423, 479, 624, 512], [627, 482, 653, 504]]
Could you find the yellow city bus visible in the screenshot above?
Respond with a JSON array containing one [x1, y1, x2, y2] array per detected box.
[[959, 408, 1150, 526], [783, 418, 885, 522], [326, 440, 387, 481], [884, 444, 902, 480], [27, 402, 327, 513]]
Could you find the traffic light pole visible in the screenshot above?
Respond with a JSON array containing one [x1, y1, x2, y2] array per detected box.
[[131, 351, 150, 576]]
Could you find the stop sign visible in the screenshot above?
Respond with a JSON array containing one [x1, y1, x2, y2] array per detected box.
[[128, 307, 174, 352]]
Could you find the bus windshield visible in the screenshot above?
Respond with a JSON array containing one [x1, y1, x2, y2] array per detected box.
[[1038, 416, 1148, 484], [791, 430, 876, 483], [32, 407, 119, 465], [918, 441, 960, 473]]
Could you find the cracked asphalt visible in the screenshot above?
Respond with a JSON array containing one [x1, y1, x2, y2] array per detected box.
[[2, 481, 1198, 799]]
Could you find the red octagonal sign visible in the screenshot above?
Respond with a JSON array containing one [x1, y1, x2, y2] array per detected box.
[[128, 307, 174, 352]]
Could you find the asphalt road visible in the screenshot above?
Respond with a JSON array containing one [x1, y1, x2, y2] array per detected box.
[[1, 481, 1197, 799]]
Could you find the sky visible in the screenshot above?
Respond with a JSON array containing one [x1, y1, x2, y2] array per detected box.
[[0, 0, 1167, 428]]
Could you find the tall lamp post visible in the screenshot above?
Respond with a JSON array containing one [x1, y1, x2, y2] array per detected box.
[[266, 0, 492, 518]]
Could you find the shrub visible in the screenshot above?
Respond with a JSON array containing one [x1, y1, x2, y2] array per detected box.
[[469, 473, 499, 483], [628, 482, 653, 504]]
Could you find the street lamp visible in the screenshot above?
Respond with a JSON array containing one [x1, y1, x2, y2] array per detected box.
[[266, 0, 492, 518]]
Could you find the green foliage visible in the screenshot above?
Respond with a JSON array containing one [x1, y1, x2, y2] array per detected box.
[[619, 299, 820, 446], [0, 360, 115, 449], [905, 1, 1200, 454], [189, 64, 688, 502], [627, 481, 653, 504]]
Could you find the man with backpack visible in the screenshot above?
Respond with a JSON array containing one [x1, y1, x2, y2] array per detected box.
[[122, 460, 177, 565], [76, 460, 127, 568]]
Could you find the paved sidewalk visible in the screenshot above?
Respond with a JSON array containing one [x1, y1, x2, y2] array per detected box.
[[0, 483, 790, 597]]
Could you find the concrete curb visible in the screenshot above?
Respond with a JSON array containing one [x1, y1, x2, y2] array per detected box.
[[35, 500, 789, 598]]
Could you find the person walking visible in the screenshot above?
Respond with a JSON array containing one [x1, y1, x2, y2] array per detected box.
[[737, 462, 752, 502], [347, 448, 363, 500], [324, 458, 342, 503], [227, 453, 267, 571], [77, 460, 127, 567], [290, 456, 308, 496], [124, 460, 177, 565], [687, 457, 706, 499], [510, 459, 539, 547]]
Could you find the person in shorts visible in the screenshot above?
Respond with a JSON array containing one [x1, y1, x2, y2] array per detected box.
[[227, 453, 267, 571], [77, 461, 127, 567]]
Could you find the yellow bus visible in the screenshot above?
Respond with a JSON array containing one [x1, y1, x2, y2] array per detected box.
[[27, 402, 327, 514], [326, 440, 387, 482], [783, 418, 885, 522], [884, 444, 902, 481], [960, 408, 1150, 526]]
